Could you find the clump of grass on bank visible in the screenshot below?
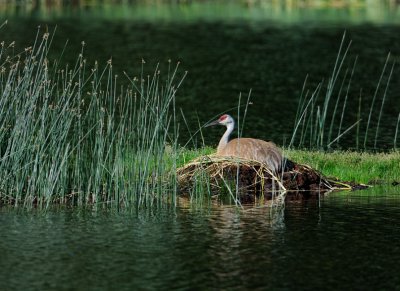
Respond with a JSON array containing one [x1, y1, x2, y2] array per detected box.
[[176, 146, 214, 168], [284, 149, 400, 185]]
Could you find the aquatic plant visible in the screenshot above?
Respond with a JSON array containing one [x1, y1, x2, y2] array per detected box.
[[0, 28, 185, 207], [289, 33, 397, 150]]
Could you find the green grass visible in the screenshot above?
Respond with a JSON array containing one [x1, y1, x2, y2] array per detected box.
[[175, 146, 214, 168], [285, 149, 400, 185]]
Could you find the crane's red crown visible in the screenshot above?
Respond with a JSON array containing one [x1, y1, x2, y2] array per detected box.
[[219, 114, 228, 121]]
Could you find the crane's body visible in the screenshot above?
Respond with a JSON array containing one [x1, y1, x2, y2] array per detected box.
[[206, 114, 282, 173]]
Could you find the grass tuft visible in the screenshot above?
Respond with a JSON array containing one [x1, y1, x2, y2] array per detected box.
[[285, 149, 400, 184]]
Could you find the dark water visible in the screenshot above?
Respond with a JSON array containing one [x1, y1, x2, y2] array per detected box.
[[1, 2, 400, 149], [1, 189, 400, 290]]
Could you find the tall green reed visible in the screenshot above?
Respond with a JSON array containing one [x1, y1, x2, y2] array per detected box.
[[290, 34, 396, 150], [0, 30, 184, 207], [395, 113, 400, 150]]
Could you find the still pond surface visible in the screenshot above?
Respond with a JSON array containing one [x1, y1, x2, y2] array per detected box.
[[1, 189, 400, 290]]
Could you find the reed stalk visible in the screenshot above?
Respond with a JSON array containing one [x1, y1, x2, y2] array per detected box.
[[327, 68, 348, 144], [336, 56, 357, 146], [290, 34, 395, 151], [356, 89, 362, 150], [363, 52, 391, 149], [318, 34, 352, 147], [395, 113, 400, 150], [374, 62, 395, 148], [0, 30, 185, 207]]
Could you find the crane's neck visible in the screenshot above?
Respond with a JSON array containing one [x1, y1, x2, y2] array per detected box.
[[217, 122, 234, 154]]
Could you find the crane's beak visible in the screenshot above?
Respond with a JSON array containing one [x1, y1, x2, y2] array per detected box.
[[204, 119, 220, 127]]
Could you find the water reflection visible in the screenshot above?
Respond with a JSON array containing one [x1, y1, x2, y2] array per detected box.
[[182, 204, 287, 289], [1, 1, 400, 25], [1, 193, 400, 289]]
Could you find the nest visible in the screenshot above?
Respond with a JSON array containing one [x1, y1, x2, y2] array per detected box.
[[177, 155, 356, 202]]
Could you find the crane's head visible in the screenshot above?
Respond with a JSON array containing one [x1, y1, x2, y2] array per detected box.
[[205, 114, 234, 128]]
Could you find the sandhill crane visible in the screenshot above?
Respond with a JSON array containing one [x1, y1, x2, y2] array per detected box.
[[205, 114, 283, 173]]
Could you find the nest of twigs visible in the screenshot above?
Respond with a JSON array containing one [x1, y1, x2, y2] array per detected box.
[[177, 155, 357, 202]]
